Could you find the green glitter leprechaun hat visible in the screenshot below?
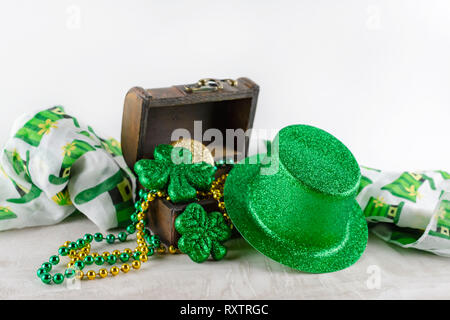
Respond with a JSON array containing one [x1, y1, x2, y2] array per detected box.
[[224, 124, 368, 273]]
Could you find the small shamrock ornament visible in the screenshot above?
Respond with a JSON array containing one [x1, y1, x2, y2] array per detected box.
[[175, 203, 231, 263], [134, 144, 216, 203]]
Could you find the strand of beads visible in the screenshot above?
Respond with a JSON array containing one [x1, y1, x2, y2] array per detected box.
[[210, 173, 232, 228], [36, 189, 166, 285], [36, 161, 234, 285], [197, 159, 233, 228]]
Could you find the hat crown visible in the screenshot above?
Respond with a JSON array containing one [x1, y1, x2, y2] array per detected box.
[[249, 125, 361, 249], [275, 125, 360, 197]]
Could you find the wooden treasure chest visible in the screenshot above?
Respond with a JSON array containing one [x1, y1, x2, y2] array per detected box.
[[121, 77, 259, 247]]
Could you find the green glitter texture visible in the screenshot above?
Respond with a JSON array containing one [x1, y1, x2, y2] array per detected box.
[[175, 203, 231, 263], [224, 124, 368, 273], [134, 144, 215, 203]]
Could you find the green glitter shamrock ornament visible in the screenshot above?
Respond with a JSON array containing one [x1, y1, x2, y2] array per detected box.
[[175, 203, 231, 263], [134, 144, 216, 203]]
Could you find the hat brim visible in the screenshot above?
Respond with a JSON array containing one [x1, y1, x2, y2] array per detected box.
[[224, 154, 368, 273]]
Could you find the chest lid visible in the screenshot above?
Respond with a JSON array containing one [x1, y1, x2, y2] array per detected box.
[[121, 77, 259, 170]]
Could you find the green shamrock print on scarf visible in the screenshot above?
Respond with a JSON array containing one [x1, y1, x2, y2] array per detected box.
[[175, 203, 231, 263], [134, 144, 216, 203]]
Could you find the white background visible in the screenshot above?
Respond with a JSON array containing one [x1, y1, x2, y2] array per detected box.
[[1, 0, 449, 171]]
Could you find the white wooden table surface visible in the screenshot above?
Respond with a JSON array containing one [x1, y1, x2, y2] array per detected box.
[[0, 212, 449, 300]]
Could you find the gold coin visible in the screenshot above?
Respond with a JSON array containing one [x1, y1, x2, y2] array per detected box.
[[171, 138, 214, 165]]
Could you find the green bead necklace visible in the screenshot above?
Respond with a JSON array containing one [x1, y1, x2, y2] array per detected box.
[[36, 159, 233, 285], [36, 189, 165, 285]]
